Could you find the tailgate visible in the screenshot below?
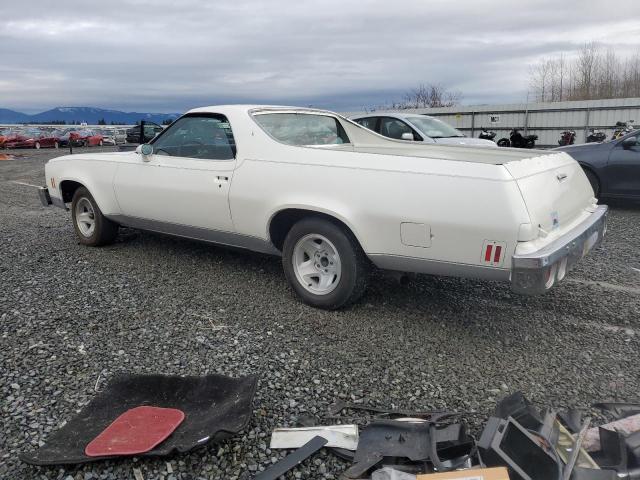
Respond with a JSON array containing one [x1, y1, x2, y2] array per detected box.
[[503, 152, 594, 234]]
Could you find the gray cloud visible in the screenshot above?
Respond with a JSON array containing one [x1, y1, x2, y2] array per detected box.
[[1, 0, 639, 113]]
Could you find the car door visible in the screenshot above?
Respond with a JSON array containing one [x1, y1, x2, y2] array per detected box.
[[604, 133, 640, 198], [379, 117, 422, 141], [113, 113, 236, 232]]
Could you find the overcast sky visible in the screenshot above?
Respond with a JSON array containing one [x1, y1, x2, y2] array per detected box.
[[2, 0, 640, 114]]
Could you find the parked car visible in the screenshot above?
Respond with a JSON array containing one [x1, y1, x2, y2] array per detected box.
[[23, 129, 61, 149], [2, 133, 36, 149], [350, 112, 496, 147], [39, 105, 607, 309], [75, 129, 104, 147], [98, 130, 117, 146], [125, 122, 164, 143], [555, 129, 640, 200], [0, 129, 19, 148]]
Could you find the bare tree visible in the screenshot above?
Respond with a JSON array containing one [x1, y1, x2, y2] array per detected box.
[[528, 43, 640, 102], [397, 83, 462, 109]]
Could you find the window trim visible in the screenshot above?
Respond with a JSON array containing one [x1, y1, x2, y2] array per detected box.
[[250, 110, 351, 147], [149, 112, 237, 160]]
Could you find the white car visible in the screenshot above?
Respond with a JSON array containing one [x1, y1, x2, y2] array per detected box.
[[351, 112, 496, 147], [38, 105, 607, 309]]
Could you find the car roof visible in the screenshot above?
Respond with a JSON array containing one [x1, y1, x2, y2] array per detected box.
[[186, 104, 343, 117], [350, 112, 437, 120]]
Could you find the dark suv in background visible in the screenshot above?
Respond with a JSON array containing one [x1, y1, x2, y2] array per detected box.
[[556, 129, 640, 201]]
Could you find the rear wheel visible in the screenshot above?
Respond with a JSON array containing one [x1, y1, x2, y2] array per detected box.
[[282, 218, 369, 309], [35, 142, 40, 149], [583, 169, 600, 197], [497, 138, 510, 147], [71, 187, 118, 246]]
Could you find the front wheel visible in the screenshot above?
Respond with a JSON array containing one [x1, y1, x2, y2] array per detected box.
[[282, 218, 369, 309], [71, 187, 118, 246]]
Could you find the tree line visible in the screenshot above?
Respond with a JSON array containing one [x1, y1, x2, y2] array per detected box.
[[529, 42, 640, 103]]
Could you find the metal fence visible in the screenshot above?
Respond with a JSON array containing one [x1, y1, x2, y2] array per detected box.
[[344, 97, 640, 147]]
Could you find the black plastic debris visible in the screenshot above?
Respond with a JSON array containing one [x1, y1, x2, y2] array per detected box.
[[494, 392, 544, 431], [20, 374, 257, 465], [593, 403, 640, 420], [342, 419, 474, 479], [254, 436, 327, 480], [478, 416, 561, 480]]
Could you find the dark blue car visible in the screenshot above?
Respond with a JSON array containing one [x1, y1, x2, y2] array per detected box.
[[556, 129, 640, 200]]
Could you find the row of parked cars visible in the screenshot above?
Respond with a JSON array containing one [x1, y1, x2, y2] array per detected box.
[[0, 127, 129, 149]]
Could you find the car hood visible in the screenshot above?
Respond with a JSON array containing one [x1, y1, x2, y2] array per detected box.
[[433, 137, 497, 147], [554, 142, 610, 153]]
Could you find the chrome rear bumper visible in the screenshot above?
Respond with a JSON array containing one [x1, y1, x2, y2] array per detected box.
[[511, 205, 608, 294]]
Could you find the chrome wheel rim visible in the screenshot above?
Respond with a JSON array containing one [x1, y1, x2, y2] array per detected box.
[[292, 234, 341, 295], [75, 197, 96, 237]]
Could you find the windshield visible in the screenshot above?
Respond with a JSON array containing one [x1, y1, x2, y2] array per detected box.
[[408, 116, 464, 138]]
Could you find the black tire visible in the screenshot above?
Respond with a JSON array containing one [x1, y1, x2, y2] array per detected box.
[[583, 169, 600, 197], [497, 138, 510, 147], [71, 187, 118, 246], [282, 218, 369, 310]]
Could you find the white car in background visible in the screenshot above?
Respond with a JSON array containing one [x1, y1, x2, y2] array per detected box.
[[351, 112, 496, 147], [39, 105, 606, 309]]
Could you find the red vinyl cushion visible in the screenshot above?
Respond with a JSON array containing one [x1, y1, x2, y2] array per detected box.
[[85, 406, 185, 457]]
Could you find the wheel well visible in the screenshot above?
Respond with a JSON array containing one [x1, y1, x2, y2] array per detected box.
[[269, 209, 359, 251], [579, 165, 600, 188], [59, 180, 84, 203]]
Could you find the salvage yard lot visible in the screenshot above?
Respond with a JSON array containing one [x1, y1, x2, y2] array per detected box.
[[1, 149, 640, 479]]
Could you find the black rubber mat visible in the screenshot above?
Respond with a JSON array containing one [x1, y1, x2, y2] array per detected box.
[[20, 373, 257, 465]]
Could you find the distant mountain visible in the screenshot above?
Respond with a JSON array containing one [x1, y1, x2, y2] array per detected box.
[[0, 108, 30, 123], [0, 107, 181, 125]]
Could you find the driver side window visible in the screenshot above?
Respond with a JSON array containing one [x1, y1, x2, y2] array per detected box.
[[152, 115, 235, 160]]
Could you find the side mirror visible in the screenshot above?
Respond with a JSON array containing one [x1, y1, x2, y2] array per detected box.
[[135, 143, 153, 159], [622, 136, 637, 149], [401, 132, 415, 141]]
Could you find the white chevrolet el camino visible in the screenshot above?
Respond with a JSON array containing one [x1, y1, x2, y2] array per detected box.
[[39, 105, 608, 309]]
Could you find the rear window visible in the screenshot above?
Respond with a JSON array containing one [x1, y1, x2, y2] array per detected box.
[[253, 113, 350, 146]]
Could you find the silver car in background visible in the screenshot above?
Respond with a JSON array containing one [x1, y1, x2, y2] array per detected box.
[[350, 112, 496, 147]]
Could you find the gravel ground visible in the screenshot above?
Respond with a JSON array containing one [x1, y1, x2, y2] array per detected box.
[[1, 148, 640, 480]]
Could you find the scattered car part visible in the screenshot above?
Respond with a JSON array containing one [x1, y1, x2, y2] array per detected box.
[[269, 425, 358, 450], [590, 428, 628, 473], [20, 374, 257, 465], [569, 467, 617, 480], [626, 431, 640, 465], [555, 420, 599, 469], [328, 401, 458, 421], [558, 408, 584, 434], [494, 392, 544, 431], [592, 403, 640, 420], [584, 414, 640, 452], [562, 417, 591, 480], [478, 416, 561, 480], [342, 419, 473, 479], [371, 466, 417, 480], [253, 435, 327, 480], [85, 406, 185, 457]]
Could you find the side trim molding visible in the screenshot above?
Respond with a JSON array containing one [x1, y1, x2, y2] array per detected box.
[[369, 254, 510, 281], [106, 214, 281, 256]]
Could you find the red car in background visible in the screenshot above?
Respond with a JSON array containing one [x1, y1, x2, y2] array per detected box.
[[0, 130, 20, 148], [1, 130, 61, 149], [72, 129, 104, 147]]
